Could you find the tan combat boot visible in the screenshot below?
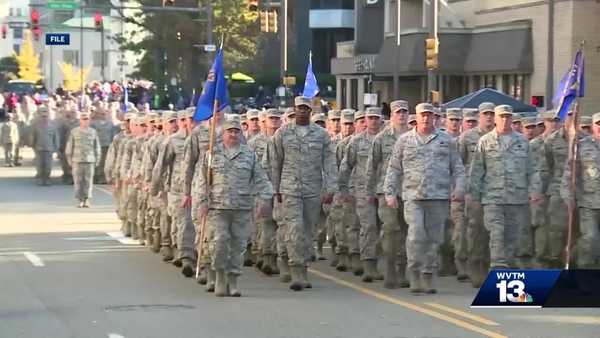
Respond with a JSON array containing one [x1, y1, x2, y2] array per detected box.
[[205, 269, 216, 292], [278, 256, 291, 283], [336, 253, 349, 271], [227, 273, 241, 297], [289, 266, 304, 291], [261, 254, 275, 276], [409, 270, 422, 294], [351, 253, 363, 276], [383, 254, 399, 289], [214, 269, 228, 297], [301, 266, 312, 289], [362, 260, 377, 283], [151, 230, 161, 253], [181, 258, 194, 278], [422, 273, 437, 294]]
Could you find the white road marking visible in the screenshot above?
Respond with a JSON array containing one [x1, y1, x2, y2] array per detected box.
[[64, 236, 114, 241], [0, 248, 145, 256], [106, 231, 141, 245], [23, 252, 44, 267], [95, 185, 113, 196], [108, 334, 125, 338]]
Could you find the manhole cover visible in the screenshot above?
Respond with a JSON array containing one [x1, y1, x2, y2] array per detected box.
[[105, 304, 195, 312]]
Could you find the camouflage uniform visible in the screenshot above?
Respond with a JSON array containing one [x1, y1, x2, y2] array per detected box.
[[57, 115, 79, 183], [561, 131, 600, 268], [470, 125, 540, 269], [30, 118, 60, 185], [129, 132, 150, 243], [528, 133, 550, 267], [1, 120, 19, 166], [119, 132, 138, 237], [366, 122, 409, 288], [458, 125, 491, 286], [104, 127, 129, 222], [267, 109, 337, 290], [541, 128, 570, 267], [91, 119, 115, 183], [332, 134, 357, 259], [198, 138, 273, 295], [152, 129, 195, 262], [142, 130, 168, 252], [65, 125, 101, 203], [384, 106, 465, 293]]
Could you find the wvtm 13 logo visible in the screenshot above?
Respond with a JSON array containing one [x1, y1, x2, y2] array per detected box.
[[471, 270, 563, 308], [495, 271, 533, 303]]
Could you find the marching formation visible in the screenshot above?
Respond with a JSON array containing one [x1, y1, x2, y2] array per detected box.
[[6, 94, 599, 298]]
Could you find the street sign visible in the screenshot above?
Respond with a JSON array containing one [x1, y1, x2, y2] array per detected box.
[[117, 61, 129, 66], [8, 21, 30, 29], [48, 2, 78, 10], [46, 33, 70, 46], [204, 44, 216, 52]]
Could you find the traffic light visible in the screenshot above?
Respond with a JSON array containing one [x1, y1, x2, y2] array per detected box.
[[94, 12, 103, 31], [268, 10, 277, 33], [425, 38, 439, 70], [176, 31, 182, 40], [531, 95, 545, 107], [247, 0, 259, 11], [1, 25, 7, 39], [31, 9, 40, 40], [260, 10, 269, 32]]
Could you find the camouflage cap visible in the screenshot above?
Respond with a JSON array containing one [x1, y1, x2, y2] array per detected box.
[[146, 112, 159, 122], [478, 102, 496, 113], [408, 114, 416, 124], [258, 110, 268, 121], [463, 109, 478, 121], [365, 107, 382, 118], [78, 111, 91, 119], [134, 116, 147, 125], [226, 113, 241, 122], [311, 113, 326, 123], [495, 104, 513, 116], [240, 114, 248, 122], [164, 111, 178, 121], [266, 108, 281, 118], [446, 108, 462, 120], [341, 110, 354, 123], [223, 119, 242, 131], [580, 116, 592, 127], [522, 117, 537, 127], [536, 117, 544, 125], [541, 110, 559, 120], [390, 100, 409, 112], [294, 96, 312, 108], [284, 107, 295, 119], [246, 109, 260, 120], [327, 110, 341, 120], [176, 110, 187, 119], [512, 113, 524, 122], [434, 107, 442, 116], [593, 112, 600, 124], [354, 110, 366, 120], [415, 103, 435, 114], [124, 112, 136, 121]]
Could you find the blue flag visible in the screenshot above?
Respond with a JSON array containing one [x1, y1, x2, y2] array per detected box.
[[302, 51, 319, 98], [553, 48, 584, 121], [194, 49, 229, 121]]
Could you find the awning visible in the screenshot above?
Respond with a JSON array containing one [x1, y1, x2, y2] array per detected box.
[[230, 72, 255, 83], [443, 88, 537, 113], [374, 26, 533, 76]]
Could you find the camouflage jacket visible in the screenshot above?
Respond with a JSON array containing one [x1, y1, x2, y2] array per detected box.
[[366, 126, 408, 196], [384, 129, 465, 201], [104, 131, 127, 182], [339, 131, 377, 195], [56, 117, 79, 151], [542, 128, 569, 196], [267, 122, 337, 197], [118, 136, 137, 179], [143, 133, 166, 185], [458, 127, 490, 179], [152, 130, 187, 194], [561, 135, 600, 209], [530, 134, 550, 194], [30, 122, 60, 152], [1, 121, 19, 144], [197, 143, 273, 210], [128, 135, 148, 182], [247, 132, 270, 163], [469, 130, 541, 205], [65, 126, 101, 164], [90, 120, 116, 147]]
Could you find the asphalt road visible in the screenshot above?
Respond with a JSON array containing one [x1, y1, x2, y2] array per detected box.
[[1, 151, 599, 338]]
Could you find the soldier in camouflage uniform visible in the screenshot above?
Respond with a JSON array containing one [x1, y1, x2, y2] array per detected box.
[[1, 113, 19, 167], [105, 113, 134, 234], [339, 107, 383, 283], [529, 111, 560, 267], [540, 110, 575, 268], [57, 107, 79, 184], [30, 108, 60, 186], [458, 102, 495, 288], [245, 109, 261, 141], [91, 108, 116, 184], [65, 112, 101, 208], [366, 100, 410, 289], [153, 110, 196, 278], [561, 112, 600, 268], [120, 115, 147, 239], [197, 119, 273, 297], [384, 103, 465, 294], [469, 105, 542, 269], [323, 110, 342, 264], [439, 108, 463, 277], [328, 109, 356, 271], [462, 109, 479, 132], [310, 112, 328, 261], [248, 108, 281, 275], [266, 96, 337, 291]]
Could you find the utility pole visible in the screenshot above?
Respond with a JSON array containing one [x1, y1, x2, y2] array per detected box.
[[426, 0, 438, 102], [279, 0, 287, 85]]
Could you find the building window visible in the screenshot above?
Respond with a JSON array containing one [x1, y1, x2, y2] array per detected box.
[[350, 78, 358, 109], [9, 8, 14, 16], [16, 8, 22, 17], [93, 51, 109, 67], [341, 79, 347, 109], [63, 50, 79, 66], [13, 27, 23, 40]]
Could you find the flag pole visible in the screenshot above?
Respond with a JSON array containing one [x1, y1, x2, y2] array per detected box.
[[195, 98, 219, 279], [564, 40, 585, 270]]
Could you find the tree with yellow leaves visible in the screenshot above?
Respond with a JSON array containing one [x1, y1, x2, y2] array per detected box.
[[13, 31, 43, 83], [58, 62, 92, 92]]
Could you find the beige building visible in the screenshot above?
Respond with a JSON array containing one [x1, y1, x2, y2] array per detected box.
[[331, 0, 599, 114]]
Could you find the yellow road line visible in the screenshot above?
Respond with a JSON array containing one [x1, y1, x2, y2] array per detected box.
[[309, 268, 507, 338], [424, 302, 500, 326]]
